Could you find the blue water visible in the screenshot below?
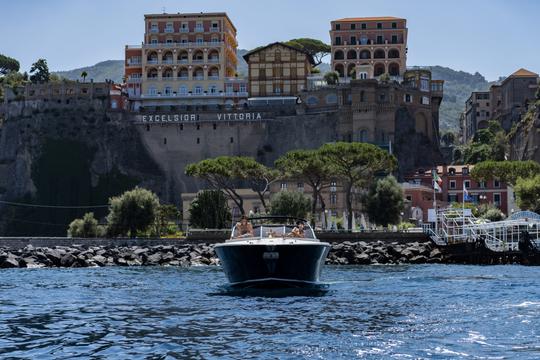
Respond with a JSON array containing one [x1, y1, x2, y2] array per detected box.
[[0, 265, 539, 359]]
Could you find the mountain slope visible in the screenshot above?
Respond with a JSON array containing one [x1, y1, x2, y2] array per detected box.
[[54, 59, 491, 132]]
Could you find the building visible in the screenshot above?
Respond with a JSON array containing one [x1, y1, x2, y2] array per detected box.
[[243, 42, 315, 97], [461, 68, 538, 142], [462, 91, 491, 143], [404, 165, 510, 221], [493, 68, 538, 131], [301, 68, 443, 146], [124, 12, 248, 111], [329, 16, 407, 80]]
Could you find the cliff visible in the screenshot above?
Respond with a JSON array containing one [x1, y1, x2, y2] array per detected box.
[[0, 104, 166, 236], [509, 99, 540, 161]]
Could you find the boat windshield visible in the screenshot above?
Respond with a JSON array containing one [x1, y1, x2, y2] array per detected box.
[[230, 222, 316, 240]]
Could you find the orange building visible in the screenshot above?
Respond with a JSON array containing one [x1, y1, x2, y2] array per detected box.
[[124, 12, 247, 110], [330, 16, 407, 80]]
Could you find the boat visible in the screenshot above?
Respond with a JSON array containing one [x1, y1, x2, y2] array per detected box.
[[214, 216, 331, 289]]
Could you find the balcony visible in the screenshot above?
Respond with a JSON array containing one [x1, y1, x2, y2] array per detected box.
[[147, 59, 158, 65], [164, 28, 174, 33], [142, 41, 223, 49], [210, 27, 220, 32], [146, 76, 159, 81], [178, 76, 189, 80], [208, 58, 220, 63], [208, 75, 220, 80], [192, 59, 204, 64], [194, 27, 204, 32], [178, 59, 189, 64], [194, 75, 205, 80], [180, 28, 189, 33], [162, 59, 174, 64], [150, 28, 158, 33]]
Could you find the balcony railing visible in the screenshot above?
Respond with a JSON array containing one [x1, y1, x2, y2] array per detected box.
[[192, 59, 204, 64], [194, 75, 204, 80], [147, 59, 158, 65], [136, 91, 249, 99], [162, 59, 174, 64], [164, 28, 174, 33], [127, 78, 142, 83], [210, 28, 220, 32], [208, 75, 220, 80], [208, 58, 220, 63], [178, 59, 189, 64], [195, 27, 204, 32], [142, 41, 223, 49], [180, 28, 189, 33]]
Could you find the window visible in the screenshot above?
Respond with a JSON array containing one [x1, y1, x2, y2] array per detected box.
[[150, 23, 158, 33], [361, 23, 366, 29], [330, 193, 337, 205], [404, 94, 412, 103], [464, 180, 471, 188], [350, 36, 356, 45], [406, 195, 412, 201], [194, 85, 203, 95], [151, 38, 158, 44], [391, 35, 398, 44], [450, 180, 456, 189], [213, 123, 217, 130], [448, 194, 458, 203], [420, 77, 430, 92], [350, 23, 356, 30], [494, 193, 501, 206], [494, 180, 500, 188], [164, 86, 172, 95], [230, 137, 234, 143], [209, 85, 217, 94], [479, 181, 486, 189], [196, 138, 200, 144], [280, 182, 288, 190], [148, 87, 157, 95], [359, 72, 367, 80], [335, 36, 342, 45], [377, 35, 383, 44], [462, 167, 469, 175], [297, 182, 304, 191], [377, 22, 382, 29], [330, 181, 337, 192], [335, 24, 341, 30], [196, 124, 200, 130], [239, 84, 246, 93], [163, 137, 167, 144], [179, 85, 187, 95], [421, 96, 430, 105]]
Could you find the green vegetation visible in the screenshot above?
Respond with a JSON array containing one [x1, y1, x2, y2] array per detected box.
[[67, 212, 105, 237], [106, 187, 160, 238], [275, 149, 333, 223], [53, 60, 124, 83], [0, 54, 20, 74], [364, 175, 404, 227], [185, 156, 276, 214], [81, 71, 88, 82], [29, 59, 50, 83], [269, 191, 311, 219], [459, 121, 508, 164], [323, 71, 339, 85], [471, 160, 540, 185], [481, 207, 505, 222], [188, 190, 231, 229], [284, 38, 331, 66], [154, 204, 180, 237], [319, 142, 397, 230], [514, 175, 540, 213]]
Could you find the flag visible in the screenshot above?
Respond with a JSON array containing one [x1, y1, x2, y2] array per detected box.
[[432, 169, 442, 193], [463, 182, 471, 201]]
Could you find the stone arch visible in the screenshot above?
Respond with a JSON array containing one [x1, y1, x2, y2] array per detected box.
[[162, 51, 174, 63], [334, 63, 345, 77], [177, 67, 189, 79], [147, 51, 158, 62], [374, 49, 385, 59], [208, 49, 220, 62], [347, 49, 357, 59], [162, 67, 174, 78], [477, 120, 489, 130], [178, 50, 189, 62], [147, 67, 158, 78], [193, 66, 204, 79], [388, 62, 400, 76], [374, 63, 385, 77], [334, 50, 344, 60], [388, 48, 400, 58], [359, 49, 371, 59], [358, 129, 369, 142], [208, 66, 220, 78], [192, 50, 204, 61]]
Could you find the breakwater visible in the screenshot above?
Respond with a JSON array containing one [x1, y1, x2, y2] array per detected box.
[[0, 240, 445, 269]]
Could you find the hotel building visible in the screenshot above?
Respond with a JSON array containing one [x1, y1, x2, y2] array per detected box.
[[243, 42, 315, 97], [463, 91, 491, 143], [124, 12, 247, 110], [330, 17, 407, 80]]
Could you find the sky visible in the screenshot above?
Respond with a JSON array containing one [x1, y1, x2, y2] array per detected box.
[[1, 0, 539, 81]]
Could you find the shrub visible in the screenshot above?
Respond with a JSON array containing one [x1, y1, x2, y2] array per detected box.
[[189, 190, 231, 229], [269, 191, 311, 219], [67, 212, 103, 238]]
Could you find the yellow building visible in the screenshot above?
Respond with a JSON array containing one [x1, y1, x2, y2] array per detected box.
[[125, 12, 247, 109]]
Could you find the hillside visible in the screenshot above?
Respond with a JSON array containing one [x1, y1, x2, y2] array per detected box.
[[54, 59, 492, 132], [54, 60, 124, 83]]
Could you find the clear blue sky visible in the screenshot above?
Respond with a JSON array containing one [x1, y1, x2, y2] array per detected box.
[[1, 0, 538, 80]]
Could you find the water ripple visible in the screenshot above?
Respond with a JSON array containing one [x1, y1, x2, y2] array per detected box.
[[0, 265, 539, 359]]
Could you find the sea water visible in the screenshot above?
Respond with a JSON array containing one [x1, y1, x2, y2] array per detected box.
[[0, 265, 539, 359]]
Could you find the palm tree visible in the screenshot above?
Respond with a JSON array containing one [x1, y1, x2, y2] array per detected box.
[[81, 71, 88, 82]]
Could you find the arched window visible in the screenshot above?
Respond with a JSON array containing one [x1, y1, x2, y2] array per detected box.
[[388, 63, 400, 76], [388, 49, 400, 58], [179, 85, 187, 95], [374, 49, 385, 59], [209, 84, 218, 94], [334, 50, 344, 60], [359, 72, 368, 80], [359, 129, 368, 142], [374, 63, 385, 77], [347, 50, 357, 59], [359, 50, 371, 59], [334, 64, 345, 77], [148, 87, 157, 95], [194, 85, 203, 95]]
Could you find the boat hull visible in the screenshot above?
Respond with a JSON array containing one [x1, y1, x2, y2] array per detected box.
[[215, 243, 330, 288]]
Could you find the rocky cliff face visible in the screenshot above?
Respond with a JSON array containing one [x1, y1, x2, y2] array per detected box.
[[509, 100, 540, 162], [0, 104, 165, 236]]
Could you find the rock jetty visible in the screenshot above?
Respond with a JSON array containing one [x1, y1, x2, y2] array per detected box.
[[0, 241, 444, 269]]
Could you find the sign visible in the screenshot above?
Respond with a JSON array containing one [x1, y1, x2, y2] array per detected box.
[[136, 112, 264, 124]]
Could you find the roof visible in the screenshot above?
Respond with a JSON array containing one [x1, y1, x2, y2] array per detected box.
[[508, 68, 538, 78], [242, 42, 315, 65], [144, 12, 237, 32], [333, 16, 404, 22]]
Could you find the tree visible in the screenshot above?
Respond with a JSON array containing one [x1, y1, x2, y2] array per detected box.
[[275, 149, 333, 225], [189, 190, 231, 229], [29, 58, 50, 83], [323, 71, 339, 85], [482, 207, 505, 222], [378, 73, 390, 82], [269, 191, 311, 219], [186, 156, 276, 214], [365, 175, 404, 226], [319, 142, 397, 230], [462, 121, 508, 164], [0, 54, 20, 75], [81, 71, 88, 82], [284, 38, 330, 66], [154, 204, 180, 236], [441, 132, 456, 147], [67, 212, 102, 238], [471, 160, 540, 186], [514, 175, 540, 213], [106, 187, 160, 238]]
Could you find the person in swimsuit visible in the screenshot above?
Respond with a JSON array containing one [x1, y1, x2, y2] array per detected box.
[[234, 215, 254, 238], [288, 221, 305, 238]]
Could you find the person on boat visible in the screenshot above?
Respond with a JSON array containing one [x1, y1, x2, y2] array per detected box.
[[288, 221, 305, 238], [234, 215, 254, 238]]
